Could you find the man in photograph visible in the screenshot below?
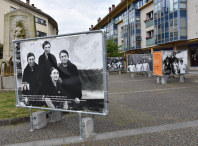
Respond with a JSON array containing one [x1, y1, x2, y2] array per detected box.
[[38, 41, 57, 94], [179, 59, 186, 74], [57, 50, 82, 110], [22, 52, 40, 95]]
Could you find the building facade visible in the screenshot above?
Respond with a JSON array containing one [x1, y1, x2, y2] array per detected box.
[[0, 0, 58, 45], [91, 0, 198, 70]]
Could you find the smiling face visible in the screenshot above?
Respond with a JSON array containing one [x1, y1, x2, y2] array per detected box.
[[50, 69, 59, 82], [60, 52, 69, 64], [28, 56, 35, 67], [44, 44, 51, 54]]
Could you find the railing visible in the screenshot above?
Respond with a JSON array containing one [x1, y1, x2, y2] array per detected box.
[[146, 37, 154, 46], [146, 19, 154, 28], [120, 32, 123, 38]]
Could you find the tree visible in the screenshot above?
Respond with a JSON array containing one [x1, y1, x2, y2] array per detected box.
[[106, 38, 123, 57]]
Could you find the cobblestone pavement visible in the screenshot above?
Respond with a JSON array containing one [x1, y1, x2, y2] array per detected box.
[[1, 73, 198, 145]]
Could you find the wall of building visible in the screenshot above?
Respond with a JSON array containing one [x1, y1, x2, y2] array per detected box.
[[140, 3, 154, 49], [0, 0, 56, 44], [117, 21, 123, 48], [187, 0, 198, 40]]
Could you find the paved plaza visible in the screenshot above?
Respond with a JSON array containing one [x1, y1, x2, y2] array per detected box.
[[1, 72, 198, 146]]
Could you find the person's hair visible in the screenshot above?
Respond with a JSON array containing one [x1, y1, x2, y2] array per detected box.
[[50, 67, 58, 74], [23, 84, 28, 90], [42, 41, 51, 49], [27, 52, 35, 61], [59, 50, 69, 58], [180, 59, 183, 63]]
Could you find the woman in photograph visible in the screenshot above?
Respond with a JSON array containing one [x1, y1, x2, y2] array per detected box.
[[127, 61, 136, 72], [172, 58, 179, 74], [179, 59, 186, 74], [142, 59, 150, 72], [136, 60, 143, 72], [22, 84, 29, 95]]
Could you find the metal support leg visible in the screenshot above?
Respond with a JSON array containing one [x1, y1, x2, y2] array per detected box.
[[92, 115, 96, 136], [30, 108, 34, 132], [79, 113, 83, 139]]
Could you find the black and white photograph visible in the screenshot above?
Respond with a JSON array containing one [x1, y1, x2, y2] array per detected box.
[[127, 54, 153, 72], [162, 50, 188, 75], [107, 57, 124, 71], [14, 32, 106, 112]]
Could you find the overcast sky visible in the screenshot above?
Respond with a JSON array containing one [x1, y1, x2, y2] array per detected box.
[[21, 0, 121, 34]]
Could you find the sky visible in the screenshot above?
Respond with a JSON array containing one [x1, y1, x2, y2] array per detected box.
[[21, 0, 121, 34]]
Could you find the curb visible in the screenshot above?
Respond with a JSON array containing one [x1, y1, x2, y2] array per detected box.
[[0, 116, 30, 126], [0, 89, 15, 92]]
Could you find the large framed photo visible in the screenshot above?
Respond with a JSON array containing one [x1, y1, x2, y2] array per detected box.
[[153, 50, 189, 76], [13, 31, 107, 113], [107, 57, 124, 71], [126, 54, 153, 72]]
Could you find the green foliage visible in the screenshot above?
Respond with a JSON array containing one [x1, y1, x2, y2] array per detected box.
[[107, 38, 123, 57]]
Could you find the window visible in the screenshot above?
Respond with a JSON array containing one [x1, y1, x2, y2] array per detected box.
[[169, 0, 173, 13], [180, 3, 187, 9], [35, 17, 46, 26], [174, 19, 177, 29], [37, 31, 46, 37], [174, 29, 178, 37], [180, 18, 186, 27], [173, 3, 178, 11], [170, 20, 173, 37], [10, 7, 16, 11], [180, 28, 187, 36]]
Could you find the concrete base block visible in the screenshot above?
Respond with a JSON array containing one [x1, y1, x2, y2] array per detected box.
[[0, 76, 2, 89], [119, 71, 121, 75], [32, 111, 46, 129], [131, 73, 134, 78], [180, 75, 184, 82], [107, 72, 109, 75], [49, 111, 62, 123], [82, 117, 94, 138], [157, 77, 161, 83], [2, 76, 14, 89], [161, 77, 167, 84], [144, 73, 148, 77], [148, 72, 152, 77]]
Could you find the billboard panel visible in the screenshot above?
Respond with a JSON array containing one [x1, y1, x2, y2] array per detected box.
[[13, 31, 107, 113], [162, 50, 189, 75], [127, 54, 153, 72], [107, 57, 124, 71], [153, 52, 162, 76]]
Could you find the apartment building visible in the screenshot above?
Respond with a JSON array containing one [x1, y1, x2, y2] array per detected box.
[[0, 0, 58, 45], [91, 0, 198, 70]]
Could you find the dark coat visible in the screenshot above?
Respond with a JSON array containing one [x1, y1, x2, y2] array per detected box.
[[58, 61, 82, 100], [22, 63, 41, 95], [46, 78, 63, 108], [38, 53, 57, 94]]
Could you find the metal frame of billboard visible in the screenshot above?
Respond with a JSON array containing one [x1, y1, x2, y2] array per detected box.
[[12, 30, 108, 138], [126, 54, 153, 73], [107, 57, 125, 72], [152, 49, 189, 77]]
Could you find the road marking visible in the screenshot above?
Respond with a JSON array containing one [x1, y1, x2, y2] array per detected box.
[[7, 120, 198, 146], [109, 86, 198, 95], [108, 79, 154, 83]]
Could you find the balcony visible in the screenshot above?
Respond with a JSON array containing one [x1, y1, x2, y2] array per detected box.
[[145, 19, 154, 28], [121, 32, 123, 38], [146, 37, 154, 46]]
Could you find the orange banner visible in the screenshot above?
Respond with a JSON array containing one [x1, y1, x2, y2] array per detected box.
[[153, 52, 162, 76]]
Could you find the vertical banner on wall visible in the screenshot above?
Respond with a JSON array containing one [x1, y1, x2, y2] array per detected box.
[[13, 31, 107, 113], [153, 52, 162, 76]]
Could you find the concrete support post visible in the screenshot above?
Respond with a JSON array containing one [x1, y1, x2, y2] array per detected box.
[[157, 77, 161, 83], [30, 108, 34, 132], [131, 72, 134, 78], [161, 76, 167, 84], [144, 72, 148, 77], [119, 70, 121, 75], [148, 72, 152, 77], [107, 72, 109, 75], [180, 74, 184, 82]]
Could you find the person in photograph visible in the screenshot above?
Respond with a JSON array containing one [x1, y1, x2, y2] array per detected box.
[[164, 57, 172, 75], [38, 41, 57, 94], [136, 60, 143, 72], [179, 59, 186, 74], [142, 59, 150, 72], [172, 58, 179, 74], [116, 58, 123, 69], [22, 84, 29, 95], [128, 61, 136, 72], [45, 67, 63, 108], [57, 50, 82, 109], [22, 52, 41, 95]]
